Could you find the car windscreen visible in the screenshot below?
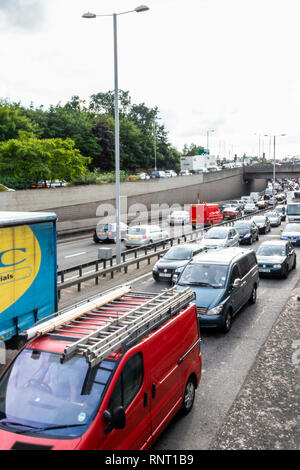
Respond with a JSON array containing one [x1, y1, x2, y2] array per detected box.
[[287, 204, 300, 215], [265, 213, 277, 218], [163, 246, 192, 260], [204, 229, 228, 239], [0, 349, 116, 438], [178, 263, 228, 288], [170, 211, 187, 217], [252, 217, 265, 223], [284, 224, 300, 232], [256, 245, 286, 256], [128, 227, 146, 235]]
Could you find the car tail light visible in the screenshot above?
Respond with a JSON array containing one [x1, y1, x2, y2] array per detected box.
[[108, 231, 113, 236], [143, 234, 147, 239]]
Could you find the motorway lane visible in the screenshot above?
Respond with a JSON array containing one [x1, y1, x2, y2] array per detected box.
[[126, 220, 300, 449], [57, 222, 195, 271], [2, 219, 298, 450]]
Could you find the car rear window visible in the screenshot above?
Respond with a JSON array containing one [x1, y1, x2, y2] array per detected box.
[[128, 227, 146, 235]]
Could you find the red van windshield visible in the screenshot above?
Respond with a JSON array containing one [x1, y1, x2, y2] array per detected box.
[[0, 349, 116, 438]]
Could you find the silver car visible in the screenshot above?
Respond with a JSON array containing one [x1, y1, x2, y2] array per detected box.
[[264, 211, 281, 226], [200, 226, 240, 249], [125, 225, 169, 248], [93, 222, 128, 243], [167, 210, 190, 225]]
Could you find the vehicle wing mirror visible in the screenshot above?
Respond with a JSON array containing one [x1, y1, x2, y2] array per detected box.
[[232, 278, 242, 288], [103, 406, 126, 434], [172, 273, 179, 284]]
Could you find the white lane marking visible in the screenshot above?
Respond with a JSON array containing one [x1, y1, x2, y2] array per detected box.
[[64, 251, 87, 259]]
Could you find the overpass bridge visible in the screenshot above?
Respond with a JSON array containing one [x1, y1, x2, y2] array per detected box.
[[244, 163, 300, 179]]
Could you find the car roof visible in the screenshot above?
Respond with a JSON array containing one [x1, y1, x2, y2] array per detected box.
[[192, 247, 253, 264], [206, 226, 231, 232], [259, 240, 288, 246]]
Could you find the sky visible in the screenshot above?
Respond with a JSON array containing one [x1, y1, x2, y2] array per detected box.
[[1, 0, 300, 159]]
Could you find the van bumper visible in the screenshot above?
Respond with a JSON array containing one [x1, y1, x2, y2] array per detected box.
[[197, 314, 223, 329]]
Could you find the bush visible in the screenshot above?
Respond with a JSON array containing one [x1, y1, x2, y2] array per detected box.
[[0, 176, 33, 190]]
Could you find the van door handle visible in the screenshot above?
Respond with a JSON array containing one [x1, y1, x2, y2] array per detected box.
[[152, 383, 156, 399], [144, 391, 148, 407]]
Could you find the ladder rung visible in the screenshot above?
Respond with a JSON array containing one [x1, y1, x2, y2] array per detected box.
[[61, 287, 195, 366]]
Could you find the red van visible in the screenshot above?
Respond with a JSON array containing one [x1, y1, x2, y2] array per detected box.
[[0, 285, 201, 450], [190, 203, 223, 228]]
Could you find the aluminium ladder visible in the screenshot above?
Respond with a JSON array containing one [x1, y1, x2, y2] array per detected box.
[[61, 287, 195, 367], [23, 285, 195, 368]]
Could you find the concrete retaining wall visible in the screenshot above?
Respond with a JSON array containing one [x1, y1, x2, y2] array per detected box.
[[0, 168, 267, 232]]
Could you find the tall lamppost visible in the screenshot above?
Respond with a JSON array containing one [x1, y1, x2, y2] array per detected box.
[[206, 129, 214, 154], [153, 120, 157, 171], [82, 5, 149, 265], [264, 133, 286, 195]]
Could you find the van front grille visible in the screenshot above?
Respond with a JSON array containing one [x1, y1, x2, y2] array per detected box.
[[196, 307, 207, 316]]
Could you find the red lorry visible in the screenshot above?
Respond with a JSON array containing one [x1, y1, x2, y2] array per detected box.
[[190, 203, 223, 228], [0, 285, 202, 450]]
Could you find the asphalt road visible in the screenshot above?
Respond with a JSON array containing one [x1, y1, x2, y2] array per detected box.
[[2, 217, 297, 450], [127, 220, 300, 449], [56, 222, 196, 272]]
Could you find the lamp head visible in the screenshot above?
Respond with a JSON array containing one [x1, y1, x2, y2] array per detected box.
[[135, 5, 150, 13], [82, 12, 97, 19]]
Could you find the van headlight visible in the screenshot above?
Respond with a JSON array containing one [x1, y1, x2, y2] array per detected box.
[[206, 304, 224, 316], [153, 264, 159, 272], [244, 233, 251, 238]]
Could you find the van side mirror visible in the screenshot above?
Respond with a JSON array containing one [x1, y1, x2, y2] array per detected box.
[[232, 278, 242, 288], [172, 274, 179, 284], [103, 406, 126, 434]]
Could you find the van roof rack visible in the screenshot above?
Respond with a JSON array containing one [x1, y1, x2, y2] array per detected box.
[[22, 286, 195, 368]]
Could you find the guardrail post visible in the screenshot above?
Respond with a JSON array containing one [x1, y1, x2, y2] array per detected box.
[[95, 261, 99, 285]]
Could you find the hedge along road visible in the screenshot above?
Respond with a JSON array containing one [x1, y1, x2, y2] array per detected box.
[[127, 222, 299, 450]]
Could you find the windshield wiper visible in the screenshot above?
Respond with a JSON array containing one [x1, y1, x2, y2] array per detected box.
[[184, 281, 215, 287], [15, 423, 87, 435], [0, 419, 43, 431]]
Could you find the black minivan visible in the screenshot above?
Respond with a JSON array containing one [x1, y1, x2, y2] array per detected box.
[[175, 247, 259, 333]]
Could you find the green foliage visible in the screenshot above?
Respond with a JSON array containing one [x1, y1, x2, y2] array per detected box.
[[0, 136, 90, 185], [0, 91, 184, 185], [182, 143, 206, 156], [0, 100, 39, 141]]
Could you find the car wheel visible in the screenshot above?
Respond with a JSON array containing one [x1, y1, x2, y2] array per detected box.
[[256, 233, 259, 241], [249, 285, 257, 304], [249, 236, 253, 245], [181, 376, 196, 414], [292, 256, 297, 270], [221, 309, 233, 333], [93, 236, 100, 244]]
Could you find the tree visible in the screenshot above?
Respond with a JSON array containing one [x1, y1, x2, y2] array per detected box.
[[89, 90, 131, 116], [92, 119, 115, 171], [182, 143, 206, 156], [0, 101, 39, 141], [0, 136, 90, 186]]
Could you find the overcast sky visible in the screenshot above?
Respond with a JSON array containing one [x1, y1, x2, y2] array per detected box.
[[1, 0, 300, 159]]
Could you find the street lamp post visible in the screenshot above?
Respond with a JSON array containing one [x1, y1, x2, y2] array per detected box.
[[206, 129, 214, 154], [153, 121, 157, 171], [82, 5, 149, 265], [264, 133, 286, 195]]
